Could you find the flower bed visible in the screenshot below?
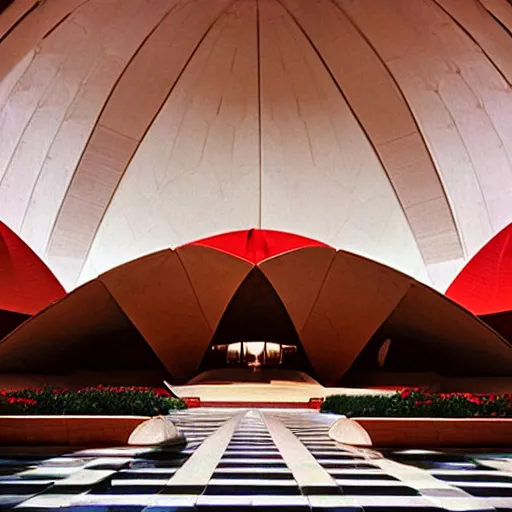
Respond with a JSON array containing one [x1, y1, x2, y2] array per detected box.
[[321, 389, 512, 418], [0, 386, 186, 416]]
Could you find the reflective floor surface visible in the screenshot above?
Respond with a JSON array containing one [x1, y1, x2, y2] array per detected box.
[[1, 409, 511, 511]]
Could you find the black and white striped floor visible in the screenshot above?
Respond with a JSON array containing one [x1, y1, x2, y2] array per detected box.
[[1, 409, 512, 511]]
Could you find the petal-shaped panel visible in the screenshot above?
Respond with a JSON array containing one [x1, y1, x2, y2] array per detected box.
[[434, 0, 512, 85], [99, 250, 212, 380], [258, 246, 336, 333], [0, 221, 64, 314], [176, 244, 253, 331], [479, 0, 512, 33], [0, 0, 128, 229], [0, 0, 176, 278], [78, 0, 260, 285], [46, 0, 231, 287], [383, 283, 512, 375], [0, 280, 145, 372], [0, 0, 37, 40], [189, 229, 328, 264], [446, 222, 512, 315], [339, 0, 512, 268], [0, 0, 86, 80], [300, 251, 413, 384], [282, 0, 462, 267], [259, 0, 430, 282]]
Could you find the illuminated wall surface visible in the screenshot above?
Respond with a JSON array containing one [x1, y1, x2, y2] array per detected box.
[[1, 0, 512, 291]]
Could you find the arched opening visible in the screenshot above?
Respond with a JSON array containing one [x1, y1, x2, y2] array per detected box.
[[197, 268, 314, 382]]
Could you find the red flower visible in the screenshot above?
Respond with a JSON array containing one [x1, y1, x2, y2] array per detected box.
[[414, 401, 422, 406], [425, 400, 432, 405], [401, 390, 412, 399], [51, 388, 68, 394], [491, 412, 498, 417], [6, 397, 36, 406], [153, 388, 170, 396]]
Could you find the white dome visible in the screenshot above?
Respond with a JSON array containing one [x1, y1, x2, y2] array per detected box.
[[1, 0, 511, 291]]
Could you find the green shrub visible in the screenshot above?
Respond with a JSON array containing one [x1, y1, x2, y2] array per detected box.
[[321, 389, 512, 418], [0, 386, 187, 416]]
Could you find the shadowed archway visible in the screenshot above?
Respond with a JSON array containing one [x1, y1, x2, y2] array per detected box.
[[200, 267, 313, 376]]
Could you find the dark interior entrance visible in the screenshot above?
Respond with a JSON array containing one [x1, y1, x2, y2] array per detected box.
[[199, 268, 313, 376]]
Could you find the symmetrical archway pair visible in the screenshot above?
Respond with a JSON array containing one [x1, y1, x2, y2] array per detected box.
[[0, 229, 511, 384]]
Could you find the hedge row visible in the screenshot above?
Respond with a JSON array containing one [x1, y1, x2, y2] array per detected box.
[[0, 386, 187, 416], [321, 389, 512, 418]]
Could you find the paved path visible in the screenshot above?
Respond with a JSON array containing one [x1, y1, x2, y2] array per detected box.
[[1, 409, 511, 510]]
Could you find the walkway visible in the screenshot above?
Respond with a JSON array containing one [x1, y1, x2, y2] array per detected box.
[[1, 409, 512, 510]]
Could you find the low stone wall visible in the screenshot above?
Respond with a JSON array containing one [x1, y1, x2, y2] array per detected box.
[[0, 416, 149, 446], [330, 417, 512, 447]]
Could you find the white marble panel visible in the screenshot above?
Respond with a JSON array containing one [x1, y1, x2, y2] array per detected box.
[[79, 0, 260, 284], [0, 50, 33, 113], [0, 0, 86, 81], [0, 22, 76, 183], [29, 0, 178, 288], [20, 55, 123, 258], [340, 0, 512, 268], [259, 1, 429, 284], [0, 0, 120, 232]]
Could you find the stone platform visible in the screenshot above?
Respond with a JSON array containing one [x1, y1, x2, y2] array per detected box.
[[2, 409, 512, 511]]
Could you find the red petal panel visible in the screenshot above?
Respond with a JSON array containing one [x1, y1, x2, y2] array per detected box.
[[446, 223, 512, 315], [0, 222, 65, 314], [185, 228, 329, 264]]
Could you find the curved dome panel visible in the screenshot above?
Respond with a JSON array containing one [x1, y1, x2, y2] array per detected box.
[[99, 249, 212, 380], [280, 0, 460, 264], [259, 245, 336, 332], [1, 0, 176, 265], [446, 223, 512, 315], [338, 0, 512, 278], [176, 243, 253, 331], [480, 0, 512, 34], [299, 250, 413, 384], [0, 279, 165, 374], [0, 0, 35, 39], [0, 0, 85, 79], [1, 0, 512, 293], [0, 221, 64, 314]]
